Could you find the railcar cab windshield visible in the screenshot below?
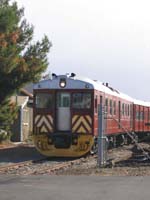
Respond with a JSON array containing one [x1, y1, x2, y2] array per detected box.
[[35, 93, 54, 109], [72, 93, 91, 109], [34, 92, 92, 110]]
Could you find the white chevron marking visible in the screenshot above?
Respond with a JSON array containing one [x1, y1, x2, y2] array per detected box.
[[41, 126, 47, 133], [37, 115, 52, 131], [35, 115, 41, 124], [47, 115, 53, 124]]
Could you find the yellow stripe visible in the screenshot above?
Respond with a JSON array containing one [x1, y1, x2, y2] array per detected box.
[[82, 118, 91, 132], [72, 116, 84, 132], [77, 126, 86, 133], [72, 115, 78, 124], [85, 115, 92, 124], [72, 116, 92, 133]]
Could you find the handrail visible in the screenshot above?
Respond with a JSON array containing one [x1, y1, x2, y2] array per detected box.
[[107, 116, 150, 160]]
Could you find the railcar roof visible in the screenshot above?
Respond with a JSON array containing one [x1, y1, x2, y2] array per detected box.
[[34, 74, 150, 106], [77, 76, 134, 102], [133, 99, 150, 107]]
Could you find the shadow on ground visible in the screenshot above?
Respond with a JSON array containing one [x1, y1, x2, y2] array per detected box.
[[0, 146, 46, 163]]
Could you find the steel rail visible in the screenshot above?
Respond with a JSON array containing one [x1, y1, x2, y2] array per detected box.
[[0, 159, 45, 173]]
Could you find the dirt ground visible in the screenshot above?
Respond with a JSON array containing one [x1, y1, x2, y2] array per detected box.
[[56, 143, 150, 176]]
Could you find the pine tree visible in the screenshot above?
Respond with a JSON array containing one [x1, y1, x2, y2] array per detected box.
[[0, 99, 18, 133], [0, 0, 52, 135]]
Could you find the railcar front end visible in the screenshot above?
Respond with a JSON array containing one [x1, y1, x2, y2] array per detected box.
[[33, 74, 95, 157]]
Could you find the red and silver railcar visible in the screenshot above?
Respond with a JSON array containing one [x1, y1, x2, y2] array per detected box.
[[32, 73, 150, 157]]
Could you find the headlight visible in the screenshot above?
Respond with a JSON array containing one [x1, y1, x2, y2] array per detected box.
[[59, 78, 66, 88]]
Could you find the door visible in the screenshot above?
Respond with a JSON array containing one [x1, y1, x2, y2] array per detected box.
[[57, 92, 71, 131], [130, 104, 133, 130], [118, 101, 121, 129]]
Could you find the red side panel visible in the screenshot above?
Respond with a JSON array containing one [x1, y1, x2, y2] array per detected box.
[[144, 107, 148, 132]]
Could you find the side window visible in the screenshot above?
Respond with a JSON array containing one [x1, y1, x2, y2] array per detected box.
[[119, 101, 121, 118], [140, 111, 144, 120], [136, 111, 139, 120], [128, 105, 130, 116], [125, 104, 127, 116], [130, 104, 132, 116], [105, 98, 108, 113], [110, 99, 112, 115], [122, 103, 125, 116], [95, 96, 98, 113], [113, 101, 116, 115], [149, 109, 150, 120], [100, 95, 103, 105]]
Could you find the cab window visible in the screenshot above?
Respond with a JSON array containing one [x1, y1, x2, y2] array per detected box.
[[72, 93, 91, 109], [35, 93, 53, 109]]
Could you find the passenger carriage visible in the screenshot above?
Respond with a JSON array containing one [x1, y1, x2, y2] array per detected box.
[[133, 100, 150, 138]]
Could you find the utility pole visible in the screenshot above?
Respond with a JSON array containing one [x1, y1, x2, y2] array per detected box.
[[98, 104, 107, 167]]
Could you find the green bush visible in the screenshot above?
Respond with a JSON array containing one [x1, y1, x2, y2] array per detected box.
[[0, 129, 8, 143]]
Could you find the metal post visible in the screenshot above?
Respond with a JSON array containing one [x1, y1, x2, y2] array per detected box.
[[20, 106, 23, 142], [98, 104, 107, 167]]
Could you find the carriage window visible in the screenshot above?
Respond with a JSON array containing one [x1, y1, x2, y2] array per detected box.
[[105, 98, 108, 113], [110, 100, 112, 115], [35, 93, 53, 108], [140, 111, 144, 120], [95, 96, 98, 113], [72, 93, 91, 109], [122, 103, 125, 116], [124, 104, 126, 116], [113, 101, 116, 115], [128, 105, 130, 116], [136, 111, 139, 120]]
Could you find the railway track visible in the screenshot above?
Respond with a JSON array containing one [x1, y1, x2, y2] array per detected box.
[[0, 142, 94, 175], [0, 142, 149, 176], [28, 158, 86, 175], [0, 159, 45, 173], [0, 157, 88, 175]]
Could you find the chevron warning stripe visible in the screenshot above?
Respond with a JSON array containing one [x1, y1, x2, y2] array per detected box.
[[72, 115, 92, 134], [35, 114, 53, 133]]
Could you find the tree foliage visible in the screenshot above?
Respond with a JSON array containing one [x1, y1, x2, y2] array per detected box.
[[0, 99, 18, 133], [0, 0, 52, 133]]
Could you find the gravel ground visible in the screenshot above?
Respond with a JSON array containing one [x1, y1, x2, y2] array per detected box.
[[56, 143, 150, 176], [0, 142, 150, 176]]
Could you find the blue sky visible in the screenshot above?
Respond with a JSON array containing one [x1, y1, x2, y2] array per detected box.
[[16, 0, 150, 101]]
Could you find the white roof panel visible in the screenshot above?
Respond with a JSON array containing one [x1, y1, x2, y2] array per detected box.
[[133, 99, 150, 107], [34, 74, 150, 105]]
